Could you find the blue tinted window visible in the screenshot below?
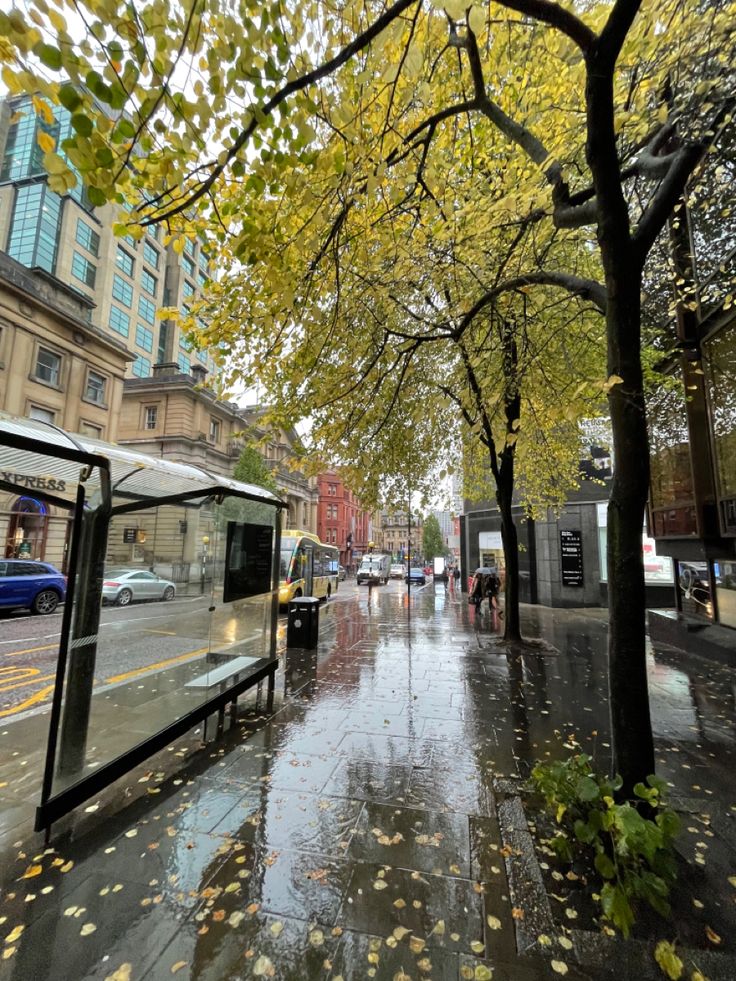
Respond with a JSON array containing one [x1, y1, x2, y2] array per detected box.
[[116, 247, 134, 276], [143, 241, 159, 269], [135, 324, 153, 352], [177, 353, 190, 373], [76, 219, 100, 256], [108, 304, 130, 337], [140, 268, 157, 296], [112, 274, 133, 307], [138, 295, 156, 324], [7, 183, 61, 273], [132, 355, 151, 377], [71, 251, 96, 288]]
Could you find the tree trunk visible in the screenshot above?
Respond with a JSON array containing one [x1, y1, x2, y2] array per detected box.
[[499, 488, 522, 643], [585, 44, 654, 796], [604, 269, 655, 795], [585, 53, 655, 795]]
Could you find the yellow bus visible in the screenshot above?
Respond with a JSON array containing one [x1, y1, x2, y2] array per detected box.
[[279, 530, 340, 605]]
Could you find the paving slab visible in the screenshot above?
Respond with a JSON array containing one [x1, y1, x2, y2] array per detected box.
[[0, 587, 735, 980]]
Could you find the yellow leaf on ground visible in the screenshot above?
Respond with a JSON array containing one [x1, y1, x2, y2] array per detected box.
[[487, 915, 502, 930], [551, 961, 569, 975], [170, 964, 187, 975], [19, 865, 42, 880], [104, 966, 132, 981]]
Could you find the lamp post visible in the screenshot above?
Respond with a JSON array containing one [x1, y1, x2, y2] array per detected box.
[[406, 499, 412, 597], [201, 535, 210, 594]]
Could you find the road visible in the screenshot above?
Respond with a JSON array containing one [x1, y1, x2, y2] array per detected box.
[[0, 578, 370, 721]]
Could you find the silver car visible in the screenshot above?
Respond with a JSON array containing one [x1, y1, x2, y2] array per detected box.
[[102, 569, 176, 606]]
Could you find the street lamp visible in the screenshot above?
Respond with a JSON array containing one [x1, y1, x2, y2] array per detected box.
[[201, 535, 210, 594]]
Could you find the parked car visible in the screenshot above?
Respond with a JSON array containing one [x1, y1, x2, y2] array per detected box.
[[0, 559, 66, 615], [102, 569, 177, 606], [389, 563, 406, 579], [338, 564, 347, 581], [405, 566, 427, 585]]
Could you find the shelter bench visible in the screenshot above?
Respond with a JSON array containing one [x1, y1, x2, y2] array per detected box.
[[185, 654, 277, 737]]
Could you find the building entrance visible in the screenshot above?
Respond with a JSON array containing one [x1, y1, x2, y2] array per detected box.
[[5, 495, 49, 560]]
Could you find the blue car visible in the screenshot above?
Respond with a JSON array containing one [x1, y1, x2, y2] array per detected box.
[[405, 567, 426, 585], [0, 559, 66, 615]]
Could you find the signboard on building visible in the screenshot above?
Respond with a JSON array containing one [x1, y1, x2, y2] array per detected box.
[[560, 529, 584, 587], [479, 531, 503, 550], [123, 528, 137, 544]]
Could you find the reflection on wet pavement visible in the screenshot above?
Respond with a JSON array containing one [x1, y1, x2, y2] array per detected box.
[[0, 586, 735, 980]]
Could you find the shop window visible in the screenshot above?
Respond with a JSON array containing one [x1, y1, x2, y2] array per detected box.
[[648, 382, 697, 536], [34, 347, 61, 387], [714, 560, 736, 629], [703, 325, 736, 515]]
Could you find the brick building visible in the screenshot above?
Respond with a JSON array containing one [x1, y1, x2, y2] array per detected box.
[[317, 472, 373, 569]]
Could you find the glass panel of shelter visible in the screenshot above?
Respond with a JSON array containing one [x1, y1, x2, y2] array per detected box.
[[50, 492, 278, 799]]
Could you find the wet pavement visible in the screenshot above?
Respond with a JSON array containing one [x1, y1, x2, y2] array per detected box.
[[0, 584, 735, 980]]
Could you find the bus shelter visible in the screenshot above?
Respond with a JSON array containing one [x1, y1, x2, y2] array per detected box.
[[0, 412, 283, 833]]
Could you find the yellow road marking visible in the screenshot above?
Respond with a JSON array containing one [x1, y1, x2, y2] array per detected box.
[[105, 647, 208, 684], [0, 684, 55, 718], [0, 665, 54, 690], [3, 643, 58, 658]]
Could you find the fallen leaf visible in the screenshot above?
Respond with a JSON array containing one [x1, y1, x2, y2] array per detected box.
[[705, 926, 721, 945], [104, 966, 132, 981], [486, 915, 502, 930], [655, 940, 684, 980], [170, 963, 187, 975], [474, 966, 493, 980], [373, 880, 388, 890], [558, 936, 573, 951], [19, 865, 42, 880], [270, 922, 284, 937], [228, 912, 245, 927], [551, 960, 569, 975], [253, 954, 274, 977], [5, 926, 24, 944], [512, 908, 525, 920], [309, 929, 324, 947], [80, 923, 97, 936], [470, 940, 485, 954], [393, 899, 406, 909]]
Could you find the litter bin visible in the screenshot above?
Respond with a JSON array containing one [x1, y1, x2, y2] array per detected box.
[[287, 596, 320, 649]]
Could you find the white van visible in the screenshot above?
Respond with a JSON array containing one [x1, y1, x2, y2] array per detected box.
[[356, 553, 391, 585]]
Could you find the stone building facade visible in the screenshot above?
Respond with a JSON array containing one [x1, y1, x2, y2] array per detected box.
[[0, 253, 131, 569]]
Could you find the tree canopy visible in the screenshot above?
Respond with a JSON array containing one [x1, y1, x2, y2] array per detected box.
[[422, 514, 445, 561]]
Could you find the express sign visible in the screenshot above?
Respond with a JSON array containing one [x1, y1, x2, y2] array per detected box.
[[1, 472, 67, 492]]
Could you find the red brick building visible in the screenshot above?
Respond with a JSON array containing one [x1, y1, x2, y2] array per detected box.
[[317, 472, 373, 571]]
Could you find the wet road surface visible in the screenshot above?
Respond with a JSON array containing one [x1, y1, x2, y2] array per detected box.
[[0, 583, 734, 980]]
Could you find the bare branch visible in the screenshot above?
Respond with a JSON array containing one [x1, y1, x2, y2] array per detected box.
[[492, 0, 596, 53], [142, 0, 421, 223], [633, 144, 704, 259]]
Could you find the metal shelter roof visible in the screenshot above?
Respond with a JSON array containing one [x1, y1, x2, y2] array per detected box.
[[0, 411, 284, 512]]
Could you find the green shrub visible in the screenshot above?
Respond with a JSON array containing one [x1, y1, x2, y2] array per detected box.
[[531, 752, 680, 937]]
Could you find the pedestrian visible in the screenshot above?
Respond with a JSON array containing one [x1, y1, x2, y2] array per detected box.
[[453, 566, 461, 586], [470, 573, 483, 612], [487, 571, 502, 616]]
